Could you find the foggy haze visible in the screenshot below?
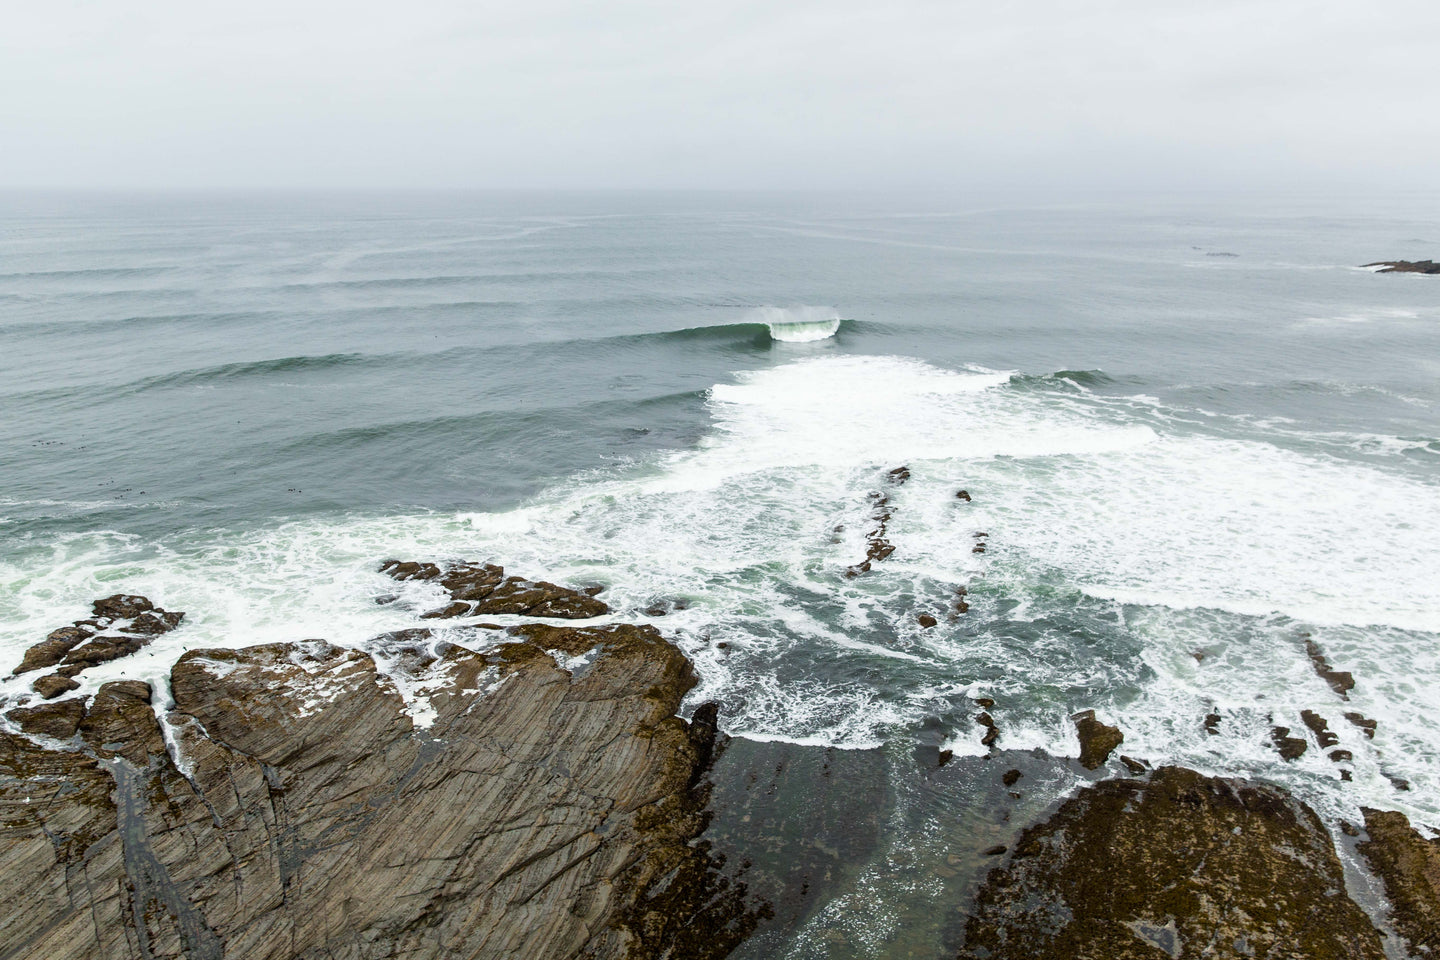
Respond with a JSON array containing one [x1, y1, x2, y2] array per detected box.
[[2, 0, 1437, 191]]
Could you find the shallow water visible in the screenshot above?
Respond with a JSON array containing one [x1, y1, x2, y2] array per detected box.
[[3, 189, 1439, 953]]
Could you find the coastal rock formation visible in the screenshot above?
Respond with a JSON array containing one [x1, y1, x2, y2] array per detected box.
[[1358, 808, 1440, 955], [380, 558, 609, 619], [9, 594, 185, 697], [844, 468, 909, 578], [1272, 724, 1309, 761], [1072, 710, 1123, 769], [1303, 635, 1356, 699], [1362, 259, 1440, 274], [959, 766, 1386, 959], [0, 620, 757, 959]]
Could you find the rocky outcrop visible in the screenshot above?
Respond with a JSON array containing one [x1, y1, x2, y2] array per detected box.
[[1272, 724, 1309, 761], [1072, 710, 1123, 770], [380, 559, 609, 619], [844, 467, 908, 578], [1358, 808, 1440, 955], [960, 766, 1386, 959], [1303, 635, 1356, 699], [0, 621, 759, 959], [9, 594, 185, 698], [1362, 260, 1440, 274]]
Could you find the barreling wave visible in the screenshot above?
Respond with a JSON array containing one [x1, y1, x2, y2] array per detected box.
[[748, 306, 843, 342]]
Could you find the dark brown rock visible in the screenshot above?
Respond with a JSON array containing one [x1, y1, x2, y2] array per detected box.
[[0, 623, 758, 960], [10, 625, 93, 675], [1002, 769, 1022, 786], [382, 559, 609, 619], [89, 593, 155, 620], [58, 632, 151, 671], [977, 711, 1000, 748], [32, 673, 80, 699], [1362, 259, 1440, 274], [4, 697, 86, 739], [1204, 711, 1221, 735], [419, 600, 472, 619], [1301, 709, 1340, 748], [1345, 711, 1378, 739], [956, 490, 972, 501], [887, 466, 911, 484], [11, 595, 184, 678], [378, 559, 442, 581], [960, 767, 1386, 960], [1072, 710, 1123, 770], [1358, 808, 1440, 955], [982, 845, 1008, 856], [1273, 726, 1309, 761], [1119, 755, 1147, 776], [1304, 637, 1355, 699], [917, 614, 938, 628], [76, 680, 163, 766]]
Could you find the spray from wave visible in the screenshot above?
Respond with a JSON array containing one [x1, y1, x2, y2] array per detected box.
[[750, 305, 843, 343]]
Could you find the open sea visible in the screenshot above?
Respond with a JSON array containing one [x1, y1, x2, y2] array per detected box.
[[3, 190, 1439, 954]]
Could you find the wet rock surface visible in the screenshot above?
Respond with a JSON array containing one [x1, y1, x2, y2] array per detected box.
[[1072, 710, 1123, 770], [959, 766, 1386, 959], [1304, 634, 1356, 699], [1358, 808, 1440, 956], [1272, 724, 1309, 761], [10, 594, 184, 683], [380, 558, 610, 619], [0, 619, 758, 960], [844, 467, 908, 577]]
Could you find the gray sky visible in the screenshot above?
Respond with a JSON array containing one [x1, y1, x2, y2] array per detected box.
[[4, 0, 1437, 190]]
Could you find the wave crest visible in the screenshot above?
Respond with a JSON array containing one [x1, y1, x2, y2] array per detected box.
[[749, 306, 842, 343]]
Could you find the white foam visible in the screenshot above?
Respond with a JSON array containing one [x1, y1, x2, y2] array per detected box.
[[4, 353, 1440, 827]]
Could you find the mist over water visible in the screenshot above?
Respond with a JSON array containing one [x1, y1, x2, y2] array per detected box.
[[3, 191, 1440, 948]]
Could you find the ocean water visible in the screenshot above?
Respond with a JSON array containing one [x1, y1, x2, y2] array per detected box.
[[3, 190, 1440, 948]]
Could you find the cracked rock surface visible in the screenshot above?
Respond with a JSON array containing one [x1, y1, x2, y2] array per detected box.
[[0, 621, 757, 960]]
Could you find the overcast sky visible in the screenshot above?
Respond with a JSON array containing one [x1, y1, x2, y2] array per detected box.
[[3, 0, 1437, 190]]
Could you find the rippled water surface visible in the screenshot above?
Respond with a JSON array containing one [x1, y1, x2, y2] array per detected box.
[[3, 190, 1440, 950]]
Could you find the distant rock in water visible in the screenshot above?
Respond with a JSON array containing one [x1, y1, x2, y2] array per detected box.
[[1362, 259, 1440, 274], [959, 767, 1386, 959], [380, 558, 609, 619], [0, 619, 760, 959]]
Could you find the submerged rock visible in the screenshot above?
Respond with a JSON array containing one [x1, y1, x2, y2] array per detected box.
[[960, 767, 1386, 959], [1358, 808, 1440, 955], [0, 622, 759, 959]]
